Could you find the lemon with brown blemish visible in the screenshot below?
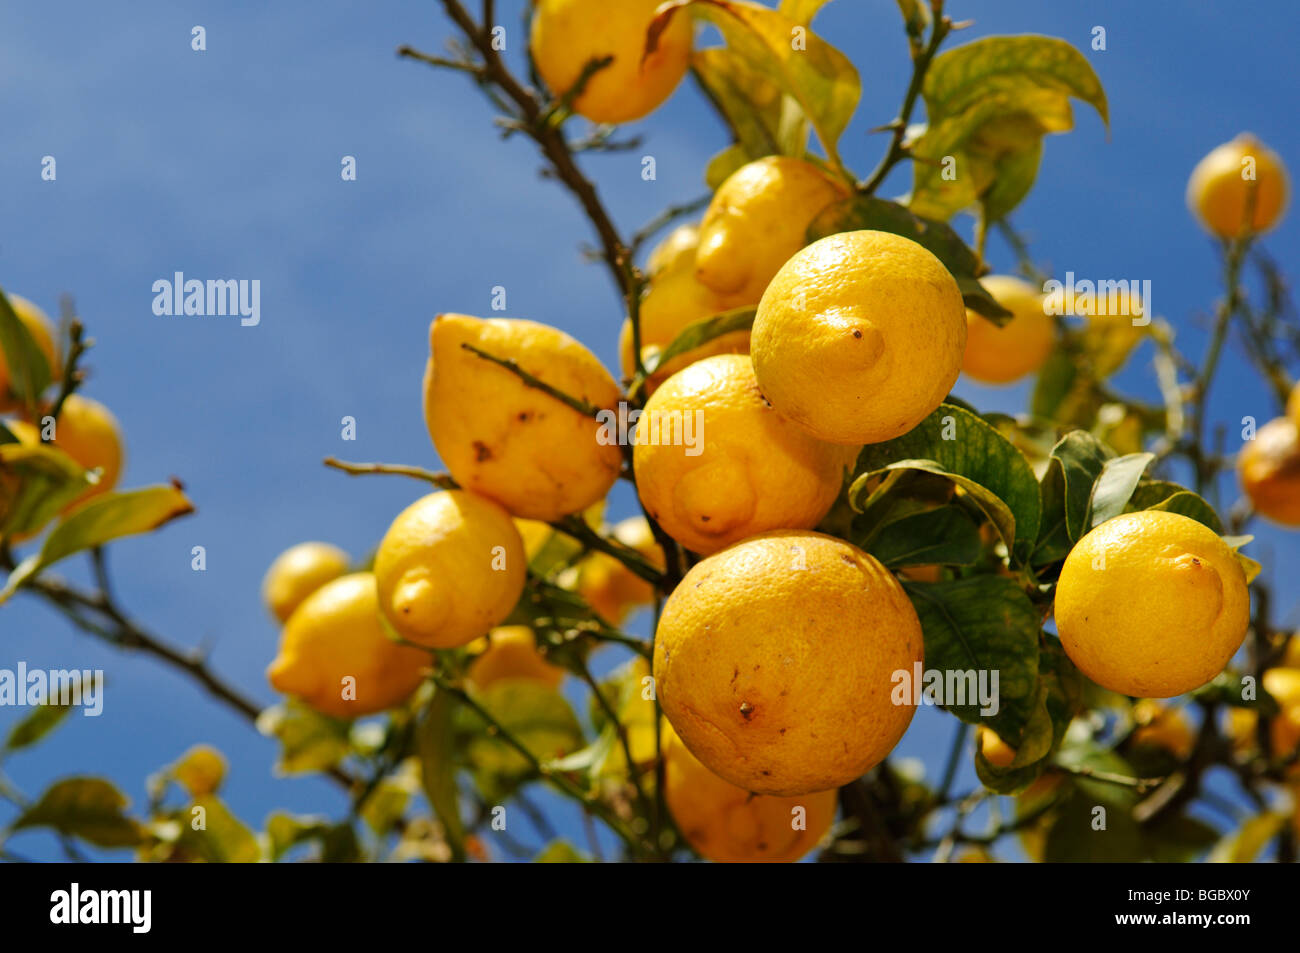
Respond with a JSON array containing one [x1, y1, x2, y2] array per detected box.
[[423, 314, 623, 522], [632, 354, 853, 555], [654, 531, 923, 796]]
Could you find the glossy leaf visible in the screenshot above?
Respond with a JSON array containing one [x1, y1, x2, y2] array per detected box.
[[417, 689, 466, 855], [1125, 480, 1224, 534], [860, 503, 981, 568], [0, 287, 54, 410], [1087, 452, 1154, 529], [644, 307, 755, 376]]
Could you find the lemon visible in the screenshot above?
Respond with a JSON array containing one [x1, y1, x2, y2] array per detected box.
[[752, 229, 967, 445], [1054, 511, 1250, 698], [620, 244, 749, 394], [978, 726, 1016, 768], [1238, 416, 1300, 526], [962, 275, 1055, 384], [172, 744, 227, 797], [646, 223, 700, 277], [576, 516, 662, 624], [1187, 133, 1289, 238], [1225, 669, 1300, 768], [695, 156, 849, 307], [262, 542, 351, 623], [373, 490, 526, 648], [633, 354, 853, 555], [0, 294, 59, 408], [1130, 700, 1194, 758], [654, 531, 924, 795], [424, 314, 622, 522], [1287, 381, 1300, 428], [267, 572, 429, 719], [8, 395, 124, 510], [467, 626, 564, 690], [529, 0, 692, 124], [663, 722, 836, 863]]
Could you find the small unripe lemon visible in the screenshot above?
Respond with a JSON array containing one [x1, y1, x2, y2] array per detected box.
[[529, 0, 693, 124], [1187, 133, 1289, 238], [374, 490, 526, 648], [424, 314, 622, 522], [1054, 511, 1250, 698], [655, 531, 923, 796], [262, 541, 350, 623], [0, 294, 59, 408], [467, 626, 563, 690], [961, 275, 1055, 385], [1238, 416, 1300, 526], [267, 573, 429, 719], [752, 230, 967, 445], [633, 354, 853, 555], [695, 156, 849, 308], [576, 516, 662, 624], [663, 723, 837, 863]]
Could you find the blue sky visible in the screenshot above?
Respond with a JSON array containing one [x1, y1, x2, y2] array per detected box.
[[2, 0, 1296, 861]]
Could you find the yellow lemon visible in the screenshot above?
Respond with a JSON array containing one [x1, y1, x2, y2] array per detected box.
[[267, 573, 429, 719], [1281, 634, 1300, 670], [1054, 511, 1250, 698], [1130, 700, 1194, 759], [1287, 381, 1300, 428], [172, 744, 227, 798], [9, 395, 125, 510], [1226, 669, 1300, 767], [978, 727, 1017, 768], [467, 626, 564, 690], [424, 314, 622, 522], [663, 723, 837, 863], [633, 354, 853, 555], [646, 222, 700, 277], [373, 490, 526, 648], [529, 0, 692, 124], [1238, 416, 1300, 526], [654, 531, 924, 795], [1187, 133, 1289, 238], [752, 230, 967, 445], [0, 294, 59, 407], [695, 156, 849, 308], [262, 541, 351, 623], [962, 274, 1055, 384], [576, 516, 663, 624], [620, 251, 749, 394]]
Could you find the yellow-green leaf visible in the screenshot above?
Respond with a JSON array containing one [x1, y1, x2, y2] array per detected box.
[[0, 287, 54, 411], [0, 440, 92, 540], [13, 776, 142, 848]]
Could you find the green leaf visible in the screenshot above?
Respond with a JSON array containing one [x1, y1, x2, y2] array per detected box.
[[417, 689, 465, 856], [4, 700, 73, 753], [1048, 431, 1110, 541], [0, 440, 93, 540], [903, 576, 1041, 741], [1125, 481, 1224, 534], [860, 504, 981, 568], [460, 681, 584, 803], [1208, 812, 1286, 863], [256, 701, 351, 776], [807, 195, 1012, 320], [651, 0, 860, 171], [1031, 457, 1070, 566], [264, 813, 360, 862], [691, 48, 783, 161], [534, 840, 592, 863], [705, 143, 751, 190], [643, 307, 755, 377], [0, 288, 54, 410], [1087, 452, 1154, 529], [13, 777, 142, 848], [0, 485, 195, 602], [852, 403, 1041, 557], [911, 35, 1108, 220], [174, 796, 261, 863]]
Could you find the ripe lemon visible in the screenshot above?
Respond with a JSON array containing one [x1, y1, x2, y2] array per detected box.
[[654, 531, 924, 795], [633, 354, 853, 555], [620, 240, 749, 394], [529, 0, 692, 124], [962, 274, 1055, 384], [1187, 133, 1289, 238], [267, 572, 429, 719], [576, 516, 663, 624], [1238, 416, 1300, 526], [1130, 700, 1194, 758], [373, 490, 526, 648], [1225, 669, 1300, 767], [646, 223, 700, 277], [466, 626, 564, 690], [1054, 511, 1250, 698], [752, 230, 967, 445], [978, 727, 1017, 768], [663, 722, 836, 863], [424, 314, 622, 522], [695, 156, 849, 307], [0, 294, 59, 407], [8, 395, 125, 510], [1287, 381, 1300, 428], [262, 542, 351, 624]]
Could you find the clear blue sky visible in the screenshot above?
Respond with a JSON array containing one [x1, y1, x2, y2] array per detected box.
[[2, 0, 1296, 861]]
